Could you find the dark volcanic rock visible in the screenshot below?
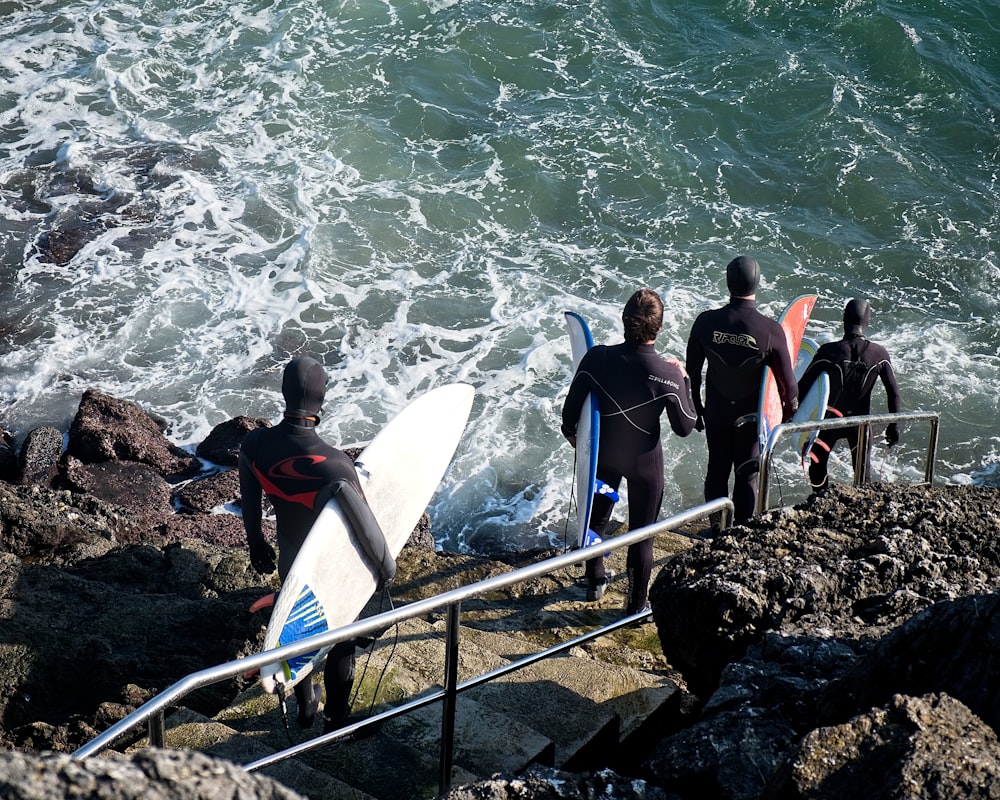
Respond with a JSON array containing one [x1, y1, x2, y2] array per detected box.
[[195, 415, 271, 466], [438, 763, 673, 800], [0, 426, 16, 482], [67, 389, 201, 480], [0, 747, 306, 800], [644, 482, 1000, 800], [63, 457, 173, 516], [765, 693, 1000, 799], [17, 426, 63, 487], [172, 469, 241, 514], [818, 592, 1000, 731], [650, 483, 1000, 697]]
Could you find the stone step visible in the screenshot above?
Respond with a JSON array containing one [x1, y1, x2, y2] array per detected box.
[[144, 707, 374, 800]]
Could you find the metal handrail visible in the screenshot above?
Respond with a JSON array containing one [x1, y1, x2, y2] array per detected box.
[[73, 497, 735, 793], [757, 410, 940, 515]]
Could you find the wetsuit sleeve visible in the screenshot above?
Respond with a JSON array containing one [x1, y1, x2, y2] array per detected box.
[[880, 357, 902, 413], [666, 371, 698, 437], [769, 332, 799, 422], [237, 438, 265, 545], [684, 317, 706, 419]]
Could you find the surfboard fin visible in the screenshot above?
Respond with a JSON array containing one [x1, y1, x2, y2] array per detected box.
[[250, 593, 276, 614]]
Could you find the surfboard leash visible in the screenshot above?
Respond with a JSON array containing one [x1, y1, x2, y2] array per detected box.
[[351, 589, 400, 720], [275, 683, 296, 747]]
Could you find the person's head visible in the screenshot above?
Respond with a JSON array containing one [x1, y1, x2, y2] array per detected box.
[[726, 255, 760, 298], [282, 356, 327, 420], [843, 298, 871, 336], [622, 288, 663, 345]]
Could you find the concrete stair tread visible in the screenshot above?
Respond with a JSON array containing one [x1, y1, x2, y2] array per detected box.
[[385, 695, 554, 778], [147, 707, 375, 800]]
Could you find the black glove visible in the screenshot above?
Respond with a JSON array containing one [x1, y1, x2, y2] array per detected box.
[[695, 415, 705, 433], [885, 423, 900, 446], [249, 538, 276, 575]]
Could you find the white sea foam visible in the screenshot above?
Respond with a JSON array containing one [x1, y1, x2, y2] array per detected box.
[[2, 0, 999, 551]]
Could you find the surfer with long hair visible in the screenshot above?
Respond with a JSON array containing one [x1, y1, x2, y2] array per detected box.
[[561, 288, 697, 615]]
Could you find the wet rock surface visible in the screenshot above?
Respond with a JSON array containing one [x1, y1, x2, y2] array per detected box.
[[2, 390, 1000, 799]]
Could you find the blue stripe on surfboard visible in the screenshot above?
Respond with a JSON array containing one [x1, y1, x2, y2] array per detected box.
[[278, 584, 329, 682]]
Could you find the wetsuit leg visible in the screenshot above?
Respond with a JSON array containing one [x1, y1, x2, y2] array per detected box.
[[731, 420, 760, 524], [705, 409, 758, 523], [703, 413, 736, 506], [323, 640, 356, 728], [623, 456, 663, 613]]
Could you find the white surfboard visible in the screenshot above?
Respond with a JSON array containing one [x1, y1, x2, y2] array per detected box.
[[791, 337, 830, 465], [259, 382, 475, 694], [564, 311, 600, 550]]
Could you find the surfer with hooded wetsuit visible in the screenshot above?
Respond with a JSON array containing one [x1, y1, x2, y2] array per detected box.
[[797, 298, 903, 492], [239, 355, 371, 734], [685, 256, 798, 527], [561, 288, 698, 615]]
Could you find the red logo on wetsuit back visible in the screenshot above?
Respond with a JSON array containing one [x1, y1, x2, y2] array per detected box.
[[252, 455, 328, 509], [268, 455, 326, 481]]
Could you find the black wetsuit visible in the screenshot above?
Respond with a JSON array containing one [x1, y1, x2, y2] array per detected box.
[[561, 342, 697, 612], [685, 298, 797, 523], [797, 334, 902, 491], [238, 418, 359, 727]]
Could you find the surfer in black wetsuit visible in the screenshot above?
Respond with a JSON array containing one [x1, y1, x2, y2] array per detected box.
[[685, 256, 798, 527], [797, 298, 903, 492], [561, 289, 698, 615], [239, 355, 366, 734]]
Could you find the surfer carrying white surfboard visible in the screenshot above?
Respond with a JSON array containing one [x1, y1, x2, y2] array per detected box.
[[561, 289, 698, 614], [238, 355, 382, 733], [797, 299, 903, 493], [685, 256, 798, 528]]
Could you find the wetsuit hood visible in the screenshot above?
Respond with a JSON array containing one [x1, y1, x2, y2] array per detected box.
[[843, 298, 871, 336], [282, 356, 327, 419], [726, 256, 760, 297]]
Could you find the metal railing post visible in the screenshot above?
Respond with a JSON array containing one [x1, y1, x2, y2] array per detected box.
[[148, 711, 164, 748], [440, 601, 461, 793], [925, 416, 939, 485], [854, 423, 871, 486]]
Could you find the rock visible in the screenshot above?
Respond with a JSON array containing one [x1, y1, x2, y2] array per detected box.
[[0, 426, 17, 482], [649, 483, 1000, 698], [818, 592, 1000, 731], [195, 416, 271, 466], [765, 693, 1000, 799], [173, 470, 241, 514], [67, 390, 201, 480], [63, 457, 173, 519], [438, 763, 674, 800], [0, 746, 307, 799], [17, 426, 63, 487]]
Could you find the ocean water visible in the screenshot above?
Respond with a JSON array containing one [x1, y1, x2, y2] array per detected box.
[[1, 0, 998, 553]]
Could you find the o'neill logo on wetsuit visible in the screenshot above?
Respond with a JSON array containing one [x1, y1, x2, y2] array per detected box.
[[713, 331, 758, 349], [253, 455, 328, 510]]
